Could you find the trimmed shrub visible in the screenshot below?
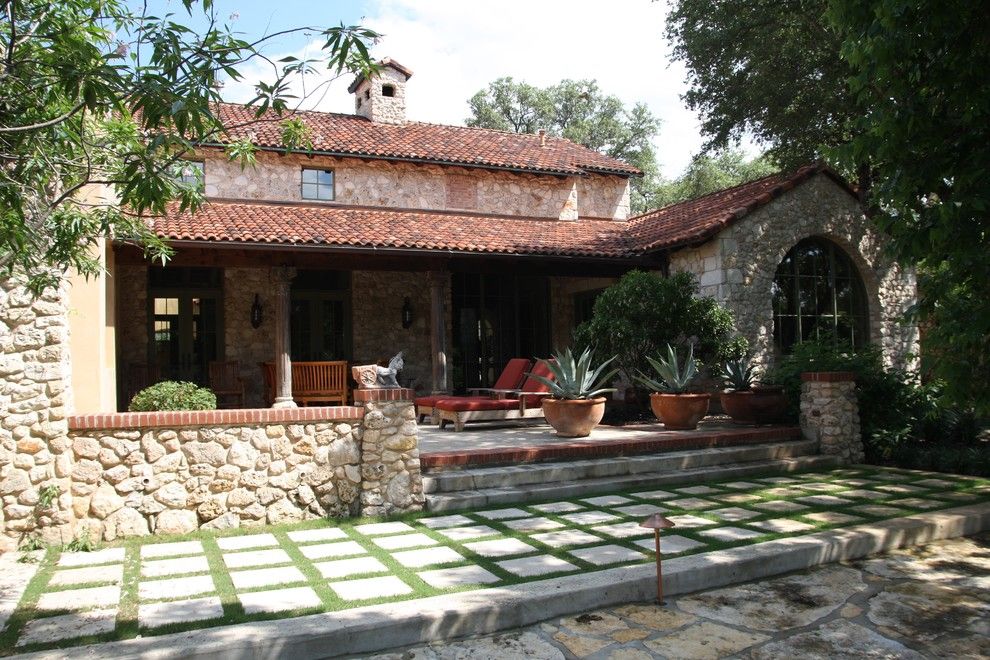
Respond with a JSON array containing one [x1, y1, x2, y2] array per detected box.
[[128, 381, 217, 412], [574, 271, 747, 388]]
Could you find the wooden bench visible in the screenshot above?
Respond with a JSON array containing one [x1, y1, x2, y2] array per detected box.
[[261, 361, 349, 406]]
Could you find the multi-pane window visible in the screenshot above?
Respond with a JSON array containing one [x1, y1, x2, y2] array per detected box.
[[772, 238, 870, 353], [301, 168, 334, 201], [172, 161, 204, 190]]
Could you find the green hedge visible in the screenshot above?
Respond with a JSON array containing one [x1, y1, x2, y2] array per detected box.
[[128, 381, 217, 412]]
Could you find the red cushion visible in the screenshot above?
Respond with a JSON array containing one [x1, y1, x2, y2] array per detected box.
[[415, 395, 446, 407], [521, 359, 555, 394], [493, 358, 532, 390], [436, 395, 546, 412]]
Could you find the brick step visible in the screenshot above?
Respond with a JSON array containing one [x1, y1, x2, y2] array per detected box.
[[425, 450, 838, 512], [420, 425, 802, 470], [423, 438, 818, 494]]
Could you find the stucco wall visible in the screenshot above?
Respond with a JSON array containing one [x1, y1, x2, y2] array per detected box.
[[201, 151, 630, 221], [669, 174, 917, 372]]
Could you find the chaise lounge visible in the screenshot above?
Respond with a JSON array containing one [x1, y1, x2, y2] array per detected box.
[[414, 358, 532, 424], [435, 360, 555, 432]]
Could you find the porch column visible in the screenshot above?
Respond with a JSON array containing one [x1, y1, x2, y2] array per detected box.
[[428, 270, 449, 394], [271, 266, 297, 408]]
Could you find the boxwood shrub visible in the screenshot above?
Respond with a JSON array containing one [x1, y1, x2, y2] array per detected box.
[[128, 381, 217, 412]]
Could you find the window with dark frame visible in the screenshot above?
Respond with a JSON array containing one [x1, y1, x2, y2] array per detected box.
[[772, 237, 870, 354], [300, 168, 334, 201], [382, 84, 395, 97], [172, 161, 204, 191]]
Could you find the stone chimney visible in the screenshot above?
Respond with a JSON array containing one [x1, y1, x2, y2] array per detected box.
[[348, 57, 413, 125]]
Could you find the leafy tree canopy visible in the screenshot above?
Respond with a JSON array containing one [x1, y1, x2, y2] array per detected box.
[[466, 77, 662, 213], [665, 0, 857, 171], [574, 270, 747, 388], [647, 149, 776, 209], [828, 0, 990, 414], [0, 0, 378, 292]]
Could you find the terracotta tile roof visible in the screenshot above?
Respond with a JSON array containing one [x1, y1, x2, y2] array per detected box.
[[626, 164, 853, 252], [208, 102, 640, 177], [152, 200, 635, 258], [151, 165, 851, 260]]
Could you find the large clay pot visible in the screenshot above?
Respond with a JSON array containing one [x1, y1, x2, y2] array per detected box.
[[650, 393, 711, 430], [749, 385, 788, 424], [720, 390, 756, 424], [542, 397, 607, 437]]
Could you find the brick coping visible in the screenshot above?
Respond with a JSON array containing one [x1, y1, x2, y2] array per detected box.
[[67, 406, 365, 431], [801, 371, 856, 382], [353, 388, 416, 403], [421, 425, 802, 469]]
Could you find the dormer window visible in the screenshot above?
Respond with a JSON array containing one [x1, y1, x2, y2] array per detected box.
[[381, 84, 395, 97], [172, 160, 204, 191], [301, 168, 334, 201]]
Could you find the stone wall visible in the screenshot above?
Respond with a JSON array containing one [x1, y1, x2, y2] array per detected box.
[[201, 151, 631, 221], [0, 275, 75, 551], [800, 372, 864, 464], [548, 276, 618, 350], [0, 389, 425, 546], [669, 174, 917, 372], [223, 267, 275, 407]]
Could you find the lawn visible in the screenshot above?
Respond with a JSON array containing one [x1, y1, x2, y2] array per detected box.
[[2, 465, 988, 654]]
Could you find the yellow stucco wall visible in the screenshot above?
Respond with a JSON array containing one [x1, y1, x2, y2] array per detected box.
[[67, 240, 117, 413]]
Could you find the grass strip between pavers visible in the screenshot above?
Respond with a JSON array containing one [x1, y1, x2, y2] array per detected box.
[[2, 466, 988, 655]]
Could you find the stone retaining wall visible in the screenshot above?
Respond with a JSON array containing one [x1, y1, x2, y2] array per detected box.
[[1, 391, 423, 548]]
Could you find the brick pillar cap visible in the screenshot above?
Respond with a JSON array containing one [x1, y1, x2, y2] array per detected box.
[[353, 388, 416, 403], [801, 371, 856, 382]]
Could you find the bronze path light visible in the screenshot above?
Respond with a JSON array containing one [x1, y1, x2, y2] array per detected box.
[[640, 512, 675, 605]]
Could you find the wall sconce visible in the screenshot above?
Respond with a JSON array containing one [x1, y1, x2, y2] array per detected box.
[[250, 294, 264, 329], [401, 297, 413, 329]]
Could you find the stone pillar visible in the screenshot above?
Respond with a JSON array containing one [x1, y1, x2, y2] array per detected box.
[[270, 266, 296, 409], [428, 271, 449, 394], [352, 388, 424, 517], [800, 372, 864, 464]]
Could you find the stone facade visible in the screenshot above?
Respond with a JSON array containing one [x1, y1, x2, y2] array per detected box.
[[669, 174, 917, 372], [0, 275, 75, 550], [354, 395, 425, 517], [799, 372, 864, 464], [353, 65, 409, 125], [202, 151, 630, 221], [223, 267, 276, 406]]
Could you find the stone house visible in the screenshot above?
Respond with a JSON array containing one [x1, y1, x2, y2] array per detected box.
[[0, 58, 917, 546]]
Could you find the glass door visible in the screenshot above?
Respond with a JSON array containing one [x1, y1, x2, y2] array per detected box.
[[151, 294, 221, 384]]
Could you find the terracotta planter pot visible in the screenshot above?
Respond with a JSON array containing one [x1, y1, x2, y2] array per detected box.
[[720, 390, 756, 424], [750, 385, 787, 424], [650, 392, 711, 430], [542, 397, 607, 437]]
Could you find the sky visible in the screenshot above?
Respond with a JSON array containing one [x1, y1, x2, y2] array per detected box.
[[141, 0, 757, 176]]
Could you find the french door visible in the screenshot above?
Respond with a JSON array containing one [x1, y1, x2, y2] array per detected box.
[[150, 293, 222, 385]]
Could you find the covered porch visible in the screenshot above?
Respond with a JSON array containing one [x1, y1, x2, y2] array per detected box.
[[110, 242, 651, 412]]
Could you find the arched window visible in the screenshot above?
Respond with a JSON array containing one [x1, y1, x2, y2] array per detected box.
[[771, 238, 870, 353]]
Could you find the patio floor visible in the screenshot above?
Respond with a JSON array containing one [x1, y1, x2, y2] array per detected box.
[[2, 466, 988, 655]]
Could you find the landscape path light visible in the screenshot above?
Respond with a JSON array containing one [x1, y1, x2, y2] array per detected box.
[[639, 512, 675, 605]]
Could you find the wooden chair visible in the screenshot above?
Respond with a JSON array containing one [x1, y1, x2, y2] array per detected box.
[[209, 360, 245, 408], [293, 361, 349, 406]]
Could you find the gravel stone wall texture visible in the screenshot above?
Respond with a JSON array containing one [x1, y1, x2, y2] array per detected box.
[[800, 379, 865, 464], [668, 174, 917, 373]]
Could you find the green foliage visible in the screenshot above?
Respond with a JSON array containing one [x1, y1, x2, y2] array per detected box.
[[279, 118, 314, 153], [645, 150, 777, 210], [129, 381, 217, 412], [636, 344, 700, 394], [768, 337, 982, 470], [0, 1, 377, 292], [37, 484, 61, 509], [18, 534, 45, 552], [528, 348, 619, 400], [574, 271, 746, 388], [665, 0, 857, 171], [63, 529, 96, 553], [721, 357, 756, 392], [827, 0, 990, 415], [465, 77, 662, 213]]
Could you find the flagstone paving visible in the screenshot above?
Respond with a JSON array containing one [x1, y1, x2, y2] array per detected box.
[[2, 466, 988, 655], [373, 533, 990, 659]]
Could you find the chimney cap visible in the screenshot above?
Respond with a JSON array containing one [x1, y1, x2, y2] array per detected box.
[[348, 57, 414, 93]]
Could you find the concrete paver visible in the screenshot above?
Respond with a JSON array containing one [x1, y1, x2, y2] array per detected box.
[[416, 565, 501, 589], [298, 540, 366, 560], [329, 576, 412, 601], [496, 555, 578, 577], [503, 517, 565, 533], [36, 585, 120, 611], [561, 510, 621, 526], [286, 528, 348, 544], [475, 507, 532, 520], [418, 514, 475, 528], [314, 556, 389, 579], [437, 525, 499, 541], [633, 534, 705, 555], [140, 541, 204, 559], [230, 565, 307, 590], [372, 533, 438, 550], [138, 574, 216, 601], [216, 534, 279, 551], [239, 586, 321, 614], [49, 565, 123, 587], [391, 547, 464, 568], [531, 529, 603, 548], [17, 608, 117, 646], [57, 548, 126, 567], [531, 501, 586, 513], [353, 521, 417, 535], [699, 526, 765, 542], [142, 556, 210, 578], [568, 544, 644, 566], [463, 537, 537, 557], [138, 596, 223, 629], [221, 548, 293, 570]]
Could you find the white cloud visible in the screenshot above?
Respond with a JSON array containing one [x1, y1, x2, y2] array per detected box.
[[222, 0, 760, 176]]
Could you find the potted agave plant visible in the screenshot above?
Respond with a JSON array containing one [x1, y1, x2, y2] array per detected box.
[[530, 347, 619, 437], [636, 343, 710, 430], [720, 357, 757, 424]]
